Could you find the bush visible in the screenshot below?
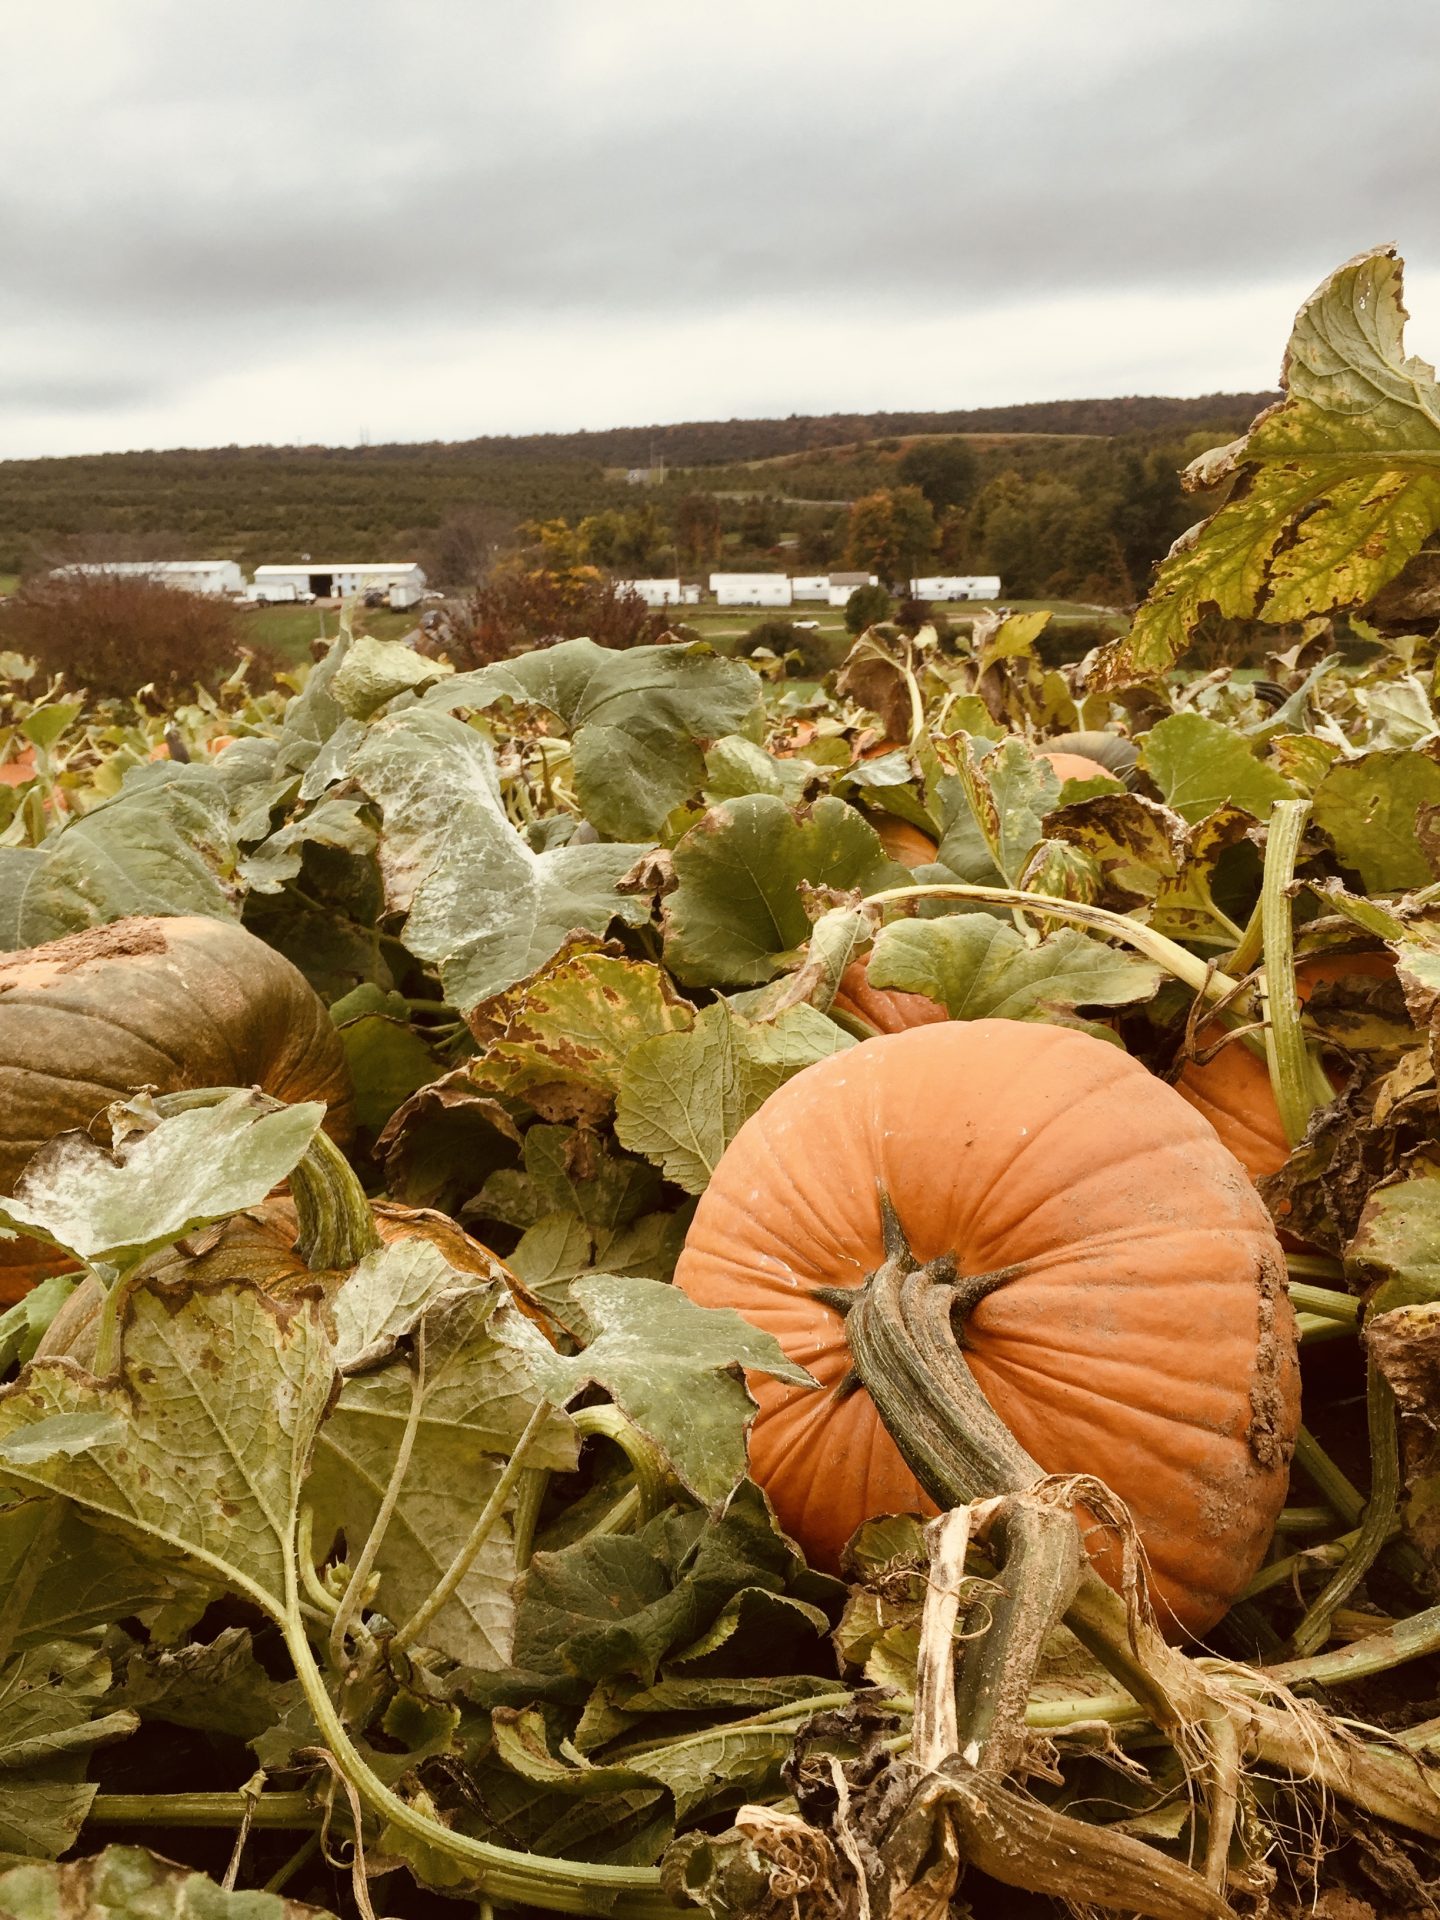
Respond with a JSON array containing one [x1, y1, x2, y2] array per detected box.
[[844, 584, 893, 634], [736, 619, 844, 678], [420, 565, 677, 669], [0, 572, 246, 698]]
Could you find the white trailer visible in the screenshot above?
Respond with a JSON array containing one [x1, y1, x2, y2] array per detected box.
[[620, 578, 683, 607], [910, 576, 1002, 601], [709, 573, 793, 608], [791, 575, 830, 600]]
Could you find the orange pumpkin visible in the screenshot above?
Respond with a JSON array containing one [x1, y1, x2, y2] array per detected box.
[[830, 955, 946, 1035], [867, 814, 938, 869], [675, 1021, 1298, 1637], [0, 917, 355, 1303], [1174, 952, 1395, 1183], [1041, 748, 1112, 785]]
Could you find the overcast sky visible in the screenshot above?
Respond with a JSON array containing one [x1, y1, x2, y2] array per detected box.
[[2, 0, 1437, 459]]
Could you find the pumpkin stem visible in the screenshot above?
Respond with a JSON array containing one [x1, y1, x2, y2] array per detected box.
[[150, 1088, 380, 1271]]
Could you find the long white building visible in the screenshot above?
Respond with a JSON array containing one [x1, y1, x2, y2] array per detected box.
[[910, 575, 1002, 601], [251, 562, 426, 603], [55, 560, 245, 596], [709, 572, 793, 607]]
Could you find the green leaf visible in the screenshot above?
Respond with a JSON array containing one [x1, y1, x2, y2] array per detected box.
[[337, 1013, 438, 1132], [308, 1280, 577, 1667], [614, 999, 854, 1194], [237, 796, 376, 895], [1311, 748, 1440, 891], [1347, 1158, 1440, 1314], [0, 1281, 334, 1615], [0, 1846, 338, 1917], [0, 1643, 136, 1863], [1139, 712, 1296, 825], [0, 1092, 324, 1268], [113, 1625, 295, 1744], [350, 706, 649, 1012], [515, 1484, 820, 1690], [329, 633, 450, 718], [868, 917, 1160, 1021], [949, 736, 1057, 884], [0, 1500, 206, 1656], [19, 705, 82, 754], [479, 1127, 660, 1235], [468, 947, 695, 1124], [703, 735, 816, 806], [523, 1275, 813, 1508], [0, 764, 238, 950], [434, 639, 763, 840], [662, 795, 906, 987], [1093, 248, 1440, 684]]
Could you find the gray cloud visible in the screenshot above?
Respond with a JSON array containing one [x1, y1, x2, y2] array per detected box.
[[2, 0, 1437, 452]]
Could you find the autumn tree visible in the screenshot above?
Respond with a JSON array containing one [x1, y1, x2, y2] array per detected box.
[[674, 492, 722, 567], [897, 438, 979, 511], [844, 487, 938, 588]]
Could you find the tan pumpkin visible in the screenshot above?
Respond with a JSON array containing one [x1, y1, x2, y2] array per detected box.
[[0, 917, 355, 1303], [675, 1021, 1298, 1638], [36, 1195, 537, 1368], [866, 813, 939, 869], [1040, 748, 1112, 785]]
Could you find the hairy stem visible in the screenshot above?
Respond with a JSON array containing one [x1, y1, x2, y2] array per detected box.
[[391, 1398, 555, 1654], [1288, 1360, 1400, 1657], [1259, 799, 1331, 1145]]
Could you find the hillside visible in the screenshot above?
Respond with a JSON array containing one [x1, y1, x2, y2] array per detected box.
[[0, 393, 1277, 576]]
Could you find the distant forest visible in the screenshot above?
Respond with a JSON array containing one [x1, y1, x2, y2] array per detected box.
[[0, 391, 1280, 601]]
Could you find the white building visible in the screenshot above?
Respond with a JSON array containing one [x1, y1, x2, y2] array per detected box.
[[791, 575, 831, 600], [251, 562, 427, 605], [709, 572, 794, 608], [910, 576, 1002, 602], [55, 560, 245, 596], [826, 571, 881, 607], [620, 578, 683, 607]]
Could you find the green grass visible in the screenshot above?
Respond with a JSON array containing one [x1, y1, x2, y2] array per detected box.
[[244, 603, 420, 666], [0, 574, 18, 599]]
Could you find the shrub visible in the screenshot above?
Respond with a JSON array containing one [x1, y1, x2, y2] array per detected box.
[[844, 583, 893, 634], [0, 572, 246, 698], [736, 619, 844, 678], [420, 565, 677, 669]]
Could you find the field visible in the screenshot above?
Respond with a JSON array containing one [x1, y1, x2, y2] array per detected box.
[[0, 249, 1438, 1919], [243, 598, 421, 664]]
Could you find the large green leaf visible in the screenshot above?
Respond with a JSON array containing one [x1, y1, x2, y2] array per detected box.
[[1093, 248, 1440, 685], [662, 795, 907, 987], [615, 1000, 854, 1194], [468, 947, 695, 1123], [0, 1282, 334, 1615], [1311, 748, 1440, 892], [0, 764, 238, 950], [0, 1643, 136, 1863], [1139, 712, 1296, 825], [0, 1092, 324, 1268], [0, 1847, 338, 1918], [869, 917, 1159, 1021], [433, 640, 763, 840], [524, 1275, 814, 1508], [308, 1277, 577, 1668], [350, 706, 649, 1012], [0, 1500, 206, 1655], [1347, 1158, 1440, 1314]]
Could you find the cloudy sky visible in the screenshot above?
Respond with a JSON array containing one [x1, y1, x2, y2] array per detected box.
[[3, 0, 1437, 459]]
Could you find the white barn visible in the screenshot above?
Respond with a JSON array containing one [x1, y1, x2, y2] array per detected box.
[[791, 575, 831, 600], [620, 578, 683, 607], [56, 560, 245, 596], [709, 573, 793, 607], [910, 576, 1002, 602], [251, 562, 427, 606]]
